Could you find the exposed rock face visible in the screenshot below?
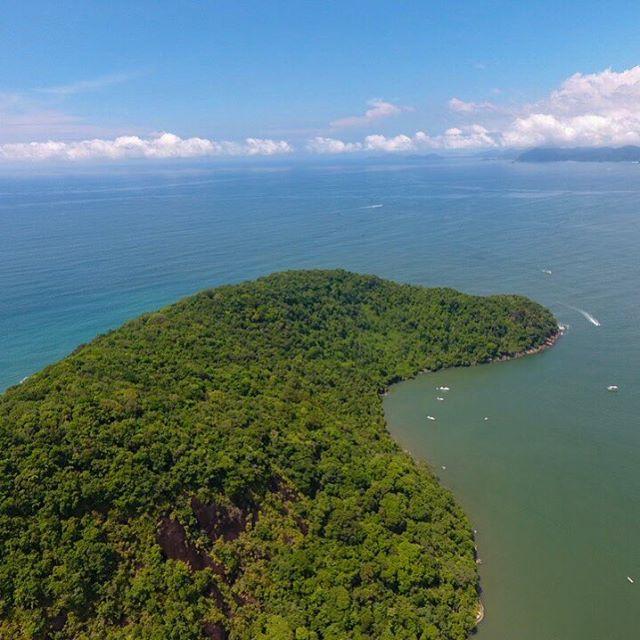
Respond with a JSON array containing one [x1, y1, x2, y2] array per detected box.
[[157, 516, 214, 571], [157, 515, 231, 636], [157, 488, 301, 635], [203, 622, 228, 640], [191, 497, 254, 542]]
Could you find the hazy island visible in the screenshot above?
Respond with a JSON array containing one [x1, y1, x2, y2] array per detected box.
[[0, 270, 557, 640], [517, 145, 640, 162]]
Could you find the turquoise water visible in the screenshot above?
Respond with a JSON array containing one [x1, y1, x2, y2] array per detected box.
[[2, 160, 639, 637]]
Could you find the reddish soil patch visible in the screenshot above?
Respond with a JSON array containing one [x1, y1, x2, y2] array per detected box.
[[157, 516, 214, 571], [203, 621, 229, 640], [191, 497, 255, 542]]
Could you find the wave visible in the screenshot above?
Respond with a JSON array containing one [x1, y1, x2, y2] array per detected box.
[[362, 204, 384, 209]]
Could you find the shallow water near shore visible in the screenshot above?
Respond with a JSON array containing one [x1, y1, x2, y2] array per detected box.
[[2, 159, 640, 637], [384, 338, 640, 640]]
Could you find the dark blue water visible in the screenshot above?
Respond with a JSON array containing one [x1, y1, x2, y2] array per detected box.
[[2, 160, 639, 638]]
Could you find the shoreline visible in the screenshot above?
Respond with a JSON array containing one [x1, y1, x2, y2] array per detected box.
[[471, 326, 563, 630], [382, 324, 563, 632], [490, 324, 564, 363], [380, 325, 564, 398], [467, 327, 563, 630]]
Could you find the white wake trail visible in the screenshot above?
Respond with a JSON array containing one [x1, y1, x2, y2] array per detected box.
[[564, 304, 601, 327]]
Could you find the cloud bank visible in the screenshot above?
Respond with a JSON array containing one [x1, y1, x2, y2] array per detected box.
[[308, 125, 496, 154], [500, 66, 640, 147], [313, 67, 640, 153], [446, 66, 640, 148], [6, 67, 640, 160], [0, 133, 293, 161]]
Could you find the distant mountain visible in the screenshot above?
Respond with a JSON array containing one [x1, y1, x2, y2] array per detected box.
[[517, 146, 640, 162], [473, 148, 521, 160], [358, 152, 444, 163], [401, 153, 444, 161]]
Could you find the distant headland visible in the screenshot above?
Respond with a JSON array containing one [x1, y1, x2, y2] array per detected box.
[[517, 146, 640, 163]]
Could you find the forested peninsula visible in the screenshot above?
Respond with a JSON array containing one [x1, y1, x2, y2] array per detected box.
[[0, 270, 557, 640]]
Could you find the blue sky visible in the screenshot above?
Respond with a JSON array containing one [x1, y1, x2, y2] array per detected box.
[[3, 1, 640, 160]]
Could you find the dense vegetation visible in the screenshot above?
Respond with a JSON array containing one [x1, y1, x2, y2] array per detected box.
[[0, 270, 557, 640]]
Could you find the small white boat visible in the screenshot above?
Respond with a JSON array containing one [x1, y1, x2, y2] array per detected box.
[[627, 576, 635, 584], [436, 386, 450, 391], [441, 465, 447, 470], [542, 268, 552, 275], [607, 385, 619, 392], [436, 396, 444, 401], [427, 415, 436, 421], [483, 417, 489, 421]]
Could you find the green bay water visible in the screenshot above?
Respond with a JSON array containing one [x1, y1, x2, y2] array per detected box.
[[2, 160, 639, 638]]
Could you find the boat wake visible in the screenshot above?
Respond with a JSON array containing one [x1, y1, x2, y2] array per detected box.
[[362, 204, 384, 209], [565, 304, 601, 327], [575, 308, 601, 327]]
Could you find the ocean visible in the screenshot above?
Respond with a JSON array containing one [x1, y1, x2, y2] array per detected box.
[[2, 159, 639, 638]]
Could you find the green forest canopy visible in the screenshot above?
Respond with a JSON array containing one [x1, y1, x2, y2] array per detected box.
[[0, 270, 557, 640]]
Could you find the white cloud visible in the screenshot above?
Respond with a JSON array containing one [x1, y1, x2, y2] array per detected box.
[[306, 137, 363, 153], [547, 66, 640, 113], [363, 133, 417, 152], [306, 126, 496, 154], [501, 113, 640, 147], [367, 126, 496, 151], [327, 68, 640, 152], [448, 97, 497, 113], [317, 67, 640, 154], [8, 66, 640, 160], [437, 125, 497, 149], [330, 99, 412, 129], [449, 65, 640, 148], [0, 132, 293, 162], [500, 66, 640, 147], [37, 72, 137, 96]]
